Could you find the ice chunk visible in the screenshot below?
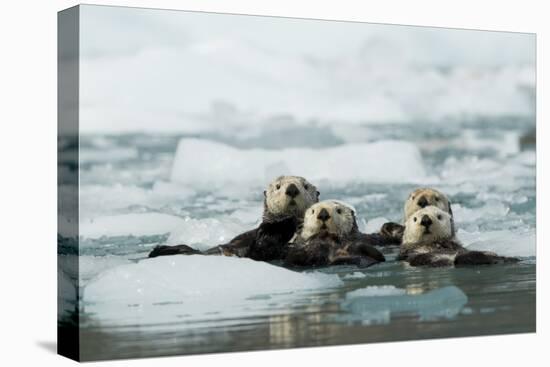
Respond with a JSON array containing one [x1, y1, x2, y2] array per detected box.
[[228, 205, 263, 225], [341, 286, 468, 324], [346, 285, 406, 297], [166, 217, 250, 251], [78, 255, 132, 284], [364, 217, 391, 234], [84, 256, 342, 327], [80, 213, 185, 239], [342, 272, 368, 280], [79, 182, 196, 218], [79, 185, 151, 217], [171, 139, 426, 188], [453, 202, 510, 224], [459, 229, 535, 257], [458, 130, 520, 157], [440, 155, 534, 188]]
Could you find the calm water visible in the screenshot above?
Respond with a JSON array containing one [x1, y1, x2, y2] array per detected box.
[[58, 119, 536, 361]]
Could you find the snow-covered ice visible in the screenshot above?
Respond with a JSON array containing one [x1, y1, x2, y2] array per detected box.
[[166, 217, 250, 251], [171, 138, 427, 188], [460, 229, 535, 257], [84, 256, 342, 327]]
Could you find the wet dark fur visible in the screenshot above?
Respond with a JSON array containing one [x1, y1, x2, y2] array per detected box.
[[284, 237, 384, 268], [148, 215, 300, 261], [148, 244, 202, 258], [284, 215, 386, 268], [398, 239, 519, 267], [148, 192, 308, 261]]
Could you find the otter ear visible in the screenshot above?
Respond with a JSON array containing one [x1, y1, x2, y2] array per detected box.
[[264, 190, 267, 197], [316, 191, 320, 198]]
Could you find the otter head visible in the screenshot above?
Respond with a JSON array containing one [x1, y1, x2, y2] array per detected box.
[[404, 188, 453, 221], [402, 206, 453, 247], [263, 176, 319, 221], [301, 200, 358, 240]]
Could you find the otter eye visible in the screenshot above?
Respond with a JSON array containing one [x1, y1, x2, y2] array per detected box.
[[311, 209, 314, 214], [413, 217, 417, 222], [276, 184, 281, 190], [435, 197, 440, 202], [411, 196, 415, 200], [304, 184, 309, 190], [336, 208, 342, 214], [437, 215, 442, 220]]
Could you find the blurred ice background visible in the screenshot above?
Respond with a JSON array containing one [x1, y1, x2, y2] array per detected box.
[[58, 6, 535, 358]]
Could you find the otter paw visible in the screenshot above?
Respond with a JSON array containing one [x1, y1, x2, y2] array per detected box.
[[380, 222, 405, 242]]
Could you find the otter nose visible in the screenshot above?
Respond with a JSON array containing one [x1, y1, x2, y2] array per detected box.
[[317, 208, 331, 222], [420, 214, 432, 228], [285, 183, 299, 198], [417, 196, 428, 208]]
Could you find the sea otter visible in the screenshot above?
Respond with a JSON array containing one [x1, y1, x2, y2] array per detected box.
[[148, 175, 320, 261], [379, 187, 455, 244], [397, 206, 518, 267], [284, 200, 385, 268]]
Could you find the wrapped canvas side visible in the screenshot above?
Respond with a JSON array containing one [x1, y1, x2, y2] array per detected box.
[[58, 5, 80, 362]]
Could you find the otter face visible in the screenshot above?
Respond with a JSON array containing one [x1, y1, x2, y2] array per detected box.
[[301, 200, 356, 240], [404, 188, 453, 221], [264, 176, 319, 218], [402, 206, 453, 247]]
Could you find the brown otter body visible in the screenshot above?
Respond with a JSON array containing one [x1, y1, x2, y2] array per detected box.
[[284, 201, 385, 268], [148, 176, 320, 261], [399, 206, 519, 267]]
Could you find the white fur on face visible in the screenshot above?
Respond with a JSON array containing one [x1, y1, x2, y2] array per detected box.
[[404, 188, 452, 221], [265, 176, 319, 218], [402, 206, 453, 247], [301, 200, 356, 240]]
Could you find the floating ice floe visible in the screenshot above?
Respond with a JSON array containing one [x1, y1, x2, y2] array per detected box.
[[79, 182, 196, 218], [84, 256, 342, 328], [364, 217, 391, 234], [166, 217, 250, 251], [341, 286, 468, 324], [459, 228, 536, 257], [342, 272, 368, 280], [171, 138, 427, 188], [79, 255, 132, 283], [440, 153, 535, 188], [453, 201, 510, 224], [346, 285, 406, 297]]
